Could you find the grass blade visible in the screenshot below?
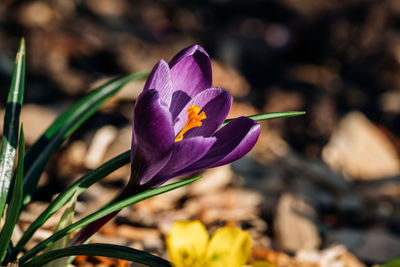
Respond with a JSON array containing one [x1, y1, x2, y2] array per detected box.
[[12, 151, 130, 258], [22, 72, 148, 206], [0, 127, 24, 262], [42, 192, 78, 267], [0, 38, 25, 218], [19, 175, 202, 263], [21, 243, 171, 267], [222, 111, 306, 127], [380, 258, 400, 267]]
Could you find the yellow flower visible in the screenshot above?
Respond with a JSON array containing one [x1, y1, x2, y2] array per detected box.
[[166, 221, 208, 267], [166, 221, 251, 267]]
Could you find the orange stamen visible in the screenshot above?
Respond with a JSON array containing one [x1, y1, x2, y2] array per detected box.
[[175, 105, 207, 142]]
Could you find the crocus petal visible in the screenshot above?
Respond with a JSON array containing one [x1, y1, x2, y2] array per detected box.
[[177, 117, 260, 175], [205, 226, 251, 267], [173, 87, 232, 137], [169, 44, 212, 96], [146, 136, 217, 187], [131, 146, 172, 186], [167, 221, 209, 267], [133, 89, 174, 154], [143, 59, 174, 106], [169, 45, 212, 117]]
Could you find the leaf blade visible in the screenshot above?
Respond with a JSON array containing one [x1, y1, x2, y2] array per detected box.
[[42, 192, 78, 267], [222, 111, 306, 127], [0, 38, 25, 218], [0, 126, 24, 262], [19, 175, 202, 263], [21, 243, 171, 267]]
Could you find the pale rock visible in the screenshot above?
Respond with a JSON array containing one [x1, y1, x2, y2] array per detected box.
[[65, 141, 87, 169], [296, 245, 365, 267], [85, 125, 118, 169], [274, 193, 321, 252], [187, 165, 233, 196], [322, 112, 400, 180]]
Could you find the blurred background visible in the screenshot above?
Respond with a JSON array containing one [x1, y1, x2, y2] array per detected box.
[[1, 0, 400, 266]]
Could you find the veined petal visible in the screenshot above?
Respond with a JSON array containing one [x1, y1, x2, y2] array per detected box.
[[178, 117, 260, 175], [169, 44, 212, 96], [169, 45, 212, 117], [133, 89, 174, 154], [131, 146, 172, 186], [205, 226, 251, 267], [146, 136, 216, 187], [167, 221, 209, 267], [173, 88, 232, 137], [143, 59, 174, 106]]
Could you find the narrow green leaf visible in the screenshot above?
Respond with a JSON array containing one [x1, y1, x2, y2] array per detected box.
[[0, 38, 25, 218], [222, 111, 306, 127], [21, 243, 171, 267], [43, 192, 78, 267], [380, 258, 400, 267], [19, 175, 202, 263], [22, 72, 148, 206], [0, 127, 24, 262], [12, 151, 130, 259]]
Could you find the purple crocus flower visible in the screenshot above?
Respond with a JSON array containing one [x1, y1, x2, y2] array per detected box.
[[130, 44, 261, 189], [71, 45, 260, 246]]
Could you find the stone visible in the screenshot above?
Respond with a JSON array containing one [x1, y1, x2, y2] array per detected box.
[[85, 125, 118, 169], [274, 193, 321, 252], [296, 245, 365, 267], [322, 112, 400, 180], [187, 165, 233, 196]]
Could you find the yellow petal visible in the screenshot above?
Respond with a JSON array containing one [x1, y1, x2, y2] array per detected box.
[[166, 221, 209, 267], [204, 226, 252, 267]]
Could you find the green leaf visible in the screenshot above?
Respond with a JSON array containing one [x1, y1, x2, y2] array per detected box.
[[0, 38, 25, 218], [21, 243, 171, 267], [0, 127, 24, 262], [222, 111, 306, 127], [42, 192, 78, 267], [19, 175, 202, 263], [380, 258, 400, 267], [12, 151, 130, 259], [22, 72, 148, 206]]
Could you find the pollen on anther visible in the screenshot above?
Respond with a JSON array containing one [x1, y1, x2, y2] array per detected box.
[[175, 105, 207, 142]]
